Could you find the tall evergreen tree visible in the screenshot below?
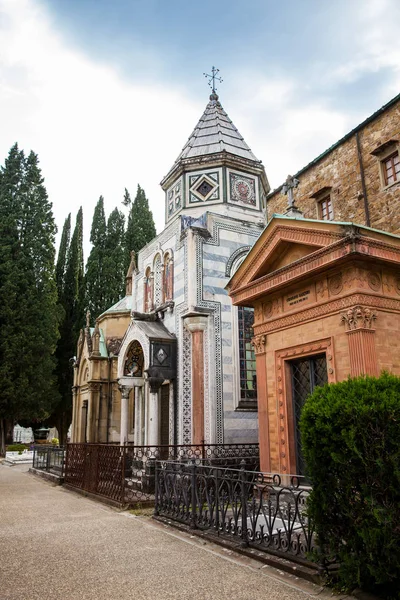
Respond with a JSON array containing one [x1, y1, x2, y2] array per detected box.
[[55, 213, 71, 299], [122, 187, 131, 208], [52, 208, 84, 443], [0, 144, 59, 456], [85, 196, 106, 318], [103, 208, 126, 308], [124, 185, 156, 271]]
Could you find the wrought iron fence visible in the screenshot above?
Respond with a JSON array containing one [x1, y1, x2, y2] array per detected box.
[[32, 445, 65, 477], [64, 443, 259, 506], [155, 460, 317, 566]]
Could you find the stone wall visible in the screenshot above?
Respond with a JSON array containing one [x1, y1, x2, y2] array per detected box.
[[267, 98, 400, 235]]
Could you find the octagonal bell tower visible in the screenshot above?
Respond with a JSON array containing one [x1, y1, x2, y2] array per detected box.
[[160, 91, 270, 225]]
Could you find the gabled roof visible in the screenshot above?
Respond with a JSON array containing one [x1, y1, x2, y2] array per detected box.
[[227, 215, 400, 305], [98, 295, 133, 319], [174, 93, 260, 164]]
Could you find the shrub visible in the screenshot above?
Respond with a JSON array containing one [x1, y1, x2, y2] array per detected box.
[[6, 444, 27, 454], [300, 372, 400, 598]]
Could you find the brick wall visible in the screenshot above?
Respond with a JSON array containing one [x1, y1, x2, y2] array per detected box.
[[267, 98, 400, 235]]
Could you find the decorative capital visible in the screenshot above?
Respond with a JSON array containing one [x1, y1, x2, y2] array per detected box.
[[118, 386, 131, 400], [184, 315, 208, 333], [341, 305, 377, 331], [148, 377, 164, 394], [251, 334, 267, 355]]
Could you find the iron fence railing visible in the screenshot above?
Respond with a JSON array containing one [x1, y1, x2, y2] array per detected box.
[[64, 443, 259, 506], [32, 445, 65, 477], [155, 460, 317, 566]]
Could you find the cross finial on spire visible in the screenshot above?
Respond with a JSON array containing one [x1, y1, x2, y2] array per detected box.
[[203, 66, 223, 95]]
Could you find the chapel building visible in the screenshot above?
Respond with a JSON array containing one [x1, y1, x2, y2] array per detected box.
[[71, 91, 270, 447], [228, 92, 400, 475]]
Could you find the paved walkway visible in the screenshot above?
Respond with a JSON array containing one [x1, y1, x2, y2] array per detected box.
[[0, 465, 345, 600]]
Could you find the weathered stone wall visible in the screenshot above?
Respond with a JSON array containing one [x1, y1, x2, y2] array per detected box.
[[267, 99, 400, 235]]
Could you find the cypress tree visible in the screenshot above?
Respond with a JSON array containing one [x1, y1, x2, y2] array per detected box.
[[103, 208, 126, 309], [124, 185, 156, 271], [55, 214, 71, 299], [52, 208, 84, 443], [0, 145, 59, 456], [122, 187, 131, 207], [85, 196, 106, 318]]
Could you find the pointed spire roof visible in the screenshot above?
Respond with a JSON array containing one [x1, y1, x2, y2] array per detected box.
[[175, 93, 260, 164]]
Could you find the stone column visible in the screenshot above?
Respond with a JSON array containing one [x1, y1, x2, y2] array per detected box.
[[92, 384, 100, 443], [71, 386, 78, 443], [184, 315, 208, 446], [134, 387, 144, 446], [119, 386, 130, 445], [86, 385, 93, 443], [148, 388, 159, 446], [252, 334, 270, 472], [341, 306, 378, 377]]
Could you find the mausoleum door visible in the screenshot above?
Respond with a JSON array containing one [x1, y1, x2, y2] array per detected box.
[[159, 384, 170, 458], [290, 354, 328, 475]]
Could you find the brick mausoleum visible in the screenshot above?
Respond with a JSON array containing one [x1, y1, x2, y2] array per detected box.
[[228, 93, 400, 475]]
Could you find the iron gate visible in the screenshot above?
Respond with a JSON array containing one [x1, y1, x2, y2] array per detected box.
[[291, 354, 328, 475]]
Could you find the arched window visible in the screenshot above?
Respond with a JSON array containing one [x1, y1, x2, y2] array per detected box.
[[124, 340, 144, 377], [153, 254, 162, 307], [144, 267, 153, 312], [163, 253, 174, 302]]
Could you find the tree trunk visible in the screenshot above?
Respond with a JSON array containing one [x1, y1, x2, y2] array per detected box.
[[0, 418, 6, 457]]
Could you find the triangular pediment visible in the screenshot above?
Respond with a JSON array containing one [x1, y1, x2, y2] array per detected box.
[[229, 218, 345, 291], [254, 240, 324, 278]]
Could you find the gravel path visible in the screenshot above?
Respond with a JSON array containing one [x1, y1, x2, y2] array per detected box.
[[0, 464, 347, 600]]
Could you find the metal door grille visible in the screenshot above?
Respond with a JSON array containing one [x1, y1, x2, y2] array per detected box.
[[291, 354, 328, 475]]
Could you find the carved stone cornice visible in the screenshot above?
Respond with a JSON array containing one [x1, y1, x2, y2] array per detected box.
[[251, 334, 267, 355], [341, 306, 377, 331], [253, 293, 400, 335]]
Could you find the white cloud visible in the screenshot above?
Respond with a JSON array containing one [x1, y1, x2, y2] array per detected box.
[[0, 0, 201, 256], [324, 0, 400, 97], [0, 0, 399, 256]]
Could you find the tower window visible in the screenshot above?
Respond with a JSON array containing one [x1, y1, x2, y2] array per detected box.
[[196, 180, 213, 198]]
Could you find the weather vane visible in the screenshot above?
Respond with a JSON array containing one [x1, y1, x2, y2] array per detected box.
[[203, 66, 223, 94]]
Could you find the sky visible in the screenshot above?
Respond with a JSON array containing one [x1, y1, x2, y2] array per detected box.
[[0, 0, 399, 256]]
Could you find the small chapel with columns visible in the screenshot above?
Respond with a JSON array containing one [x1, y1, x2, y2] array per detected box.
[[71, 83, 270, 447]]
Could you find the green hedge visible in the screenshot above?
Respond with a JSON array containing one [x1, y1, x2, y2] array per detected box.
[[300, 373, 400, 598], [6, 444, 27, 454]]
